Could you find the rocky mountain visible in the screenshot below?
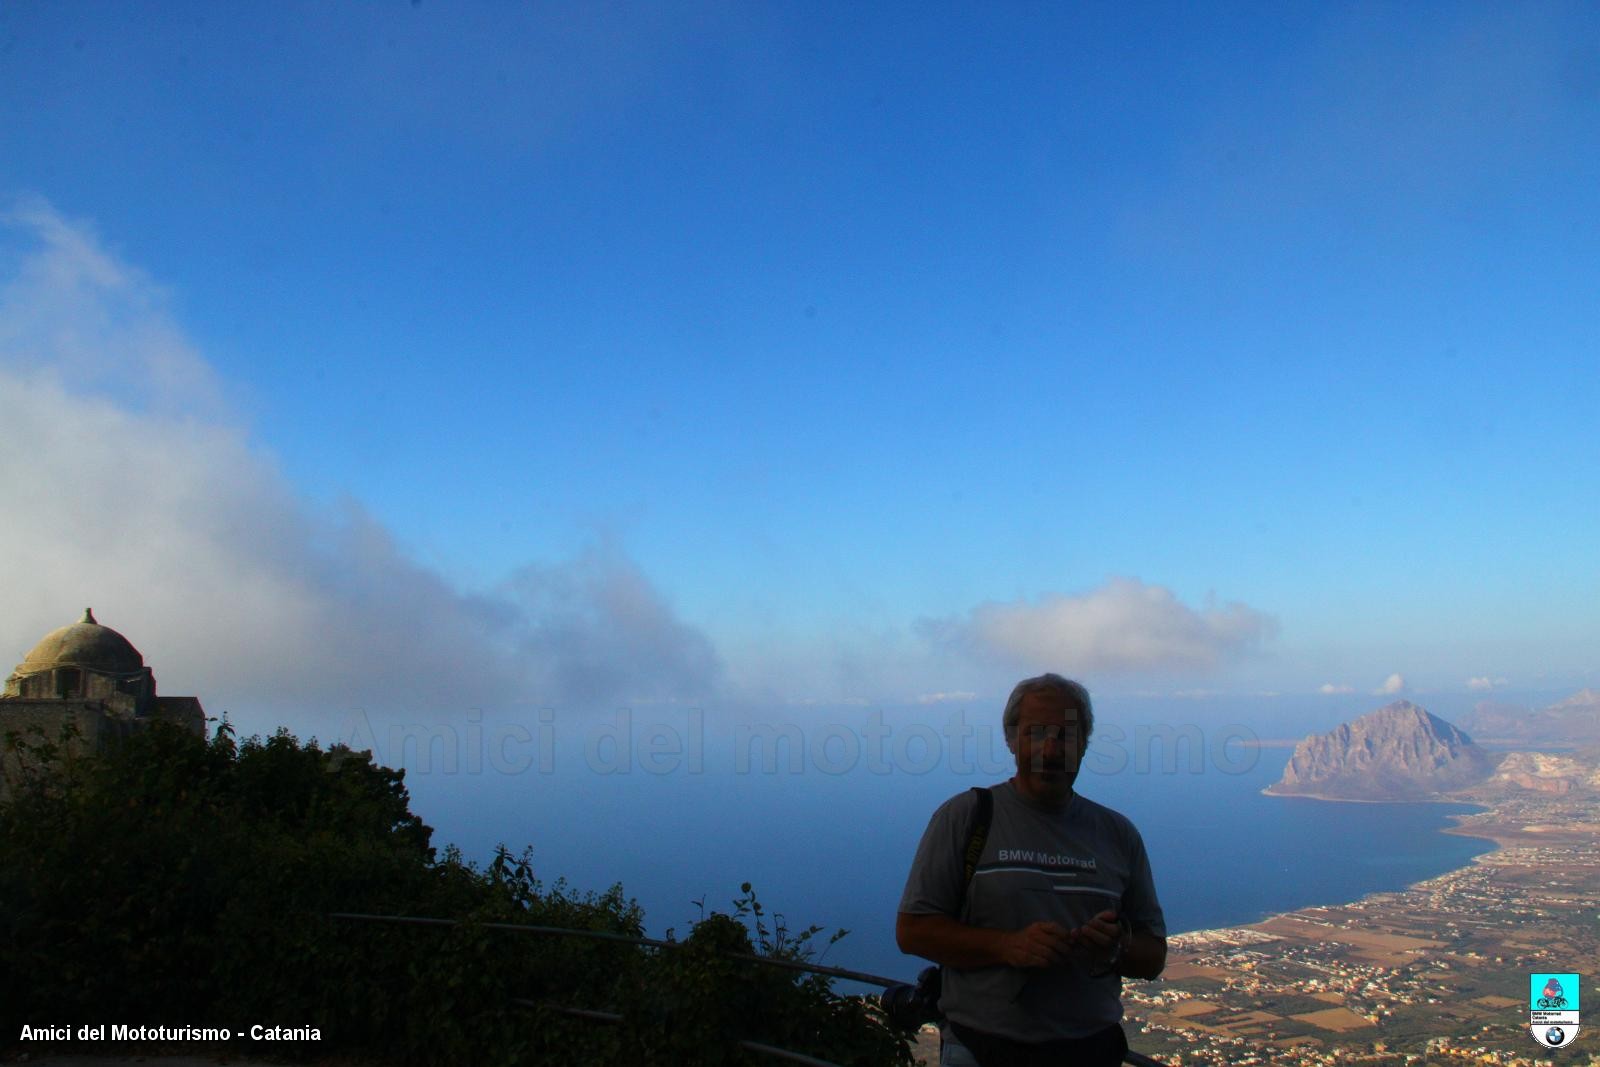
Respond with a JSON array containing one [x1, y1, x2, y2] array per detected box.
[[1489, 750, 1600, 795], [1457, 689, 1600, 745], [1266, 701, 1500, 800]]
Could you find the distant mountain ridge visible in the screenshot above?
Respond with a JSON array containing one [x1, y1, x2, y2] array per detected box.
[[1266, 700, 1499, 800], [1457, 689, 1600, 745]]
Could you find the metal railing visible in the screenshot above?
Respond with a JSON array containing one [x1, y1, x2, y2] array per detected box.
[[331, 911, 1167, 1066], [510, 1000, 872, 1067], [329, 911, 904, 986]]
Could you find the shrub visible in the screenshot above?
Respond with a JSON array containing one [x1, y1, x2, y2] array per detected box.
[[0, 722, 910, 1066]]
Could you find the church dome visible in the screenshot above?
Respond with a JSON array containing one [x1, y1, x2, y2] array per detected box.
[[18, 609, 145, 676]]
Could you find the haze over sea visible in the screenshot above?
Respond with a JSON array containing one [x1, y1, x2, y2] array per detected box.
[[382, 696, 1496, 986]]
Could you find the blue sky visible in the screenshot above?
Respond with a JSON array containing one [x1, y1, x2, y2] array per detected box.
[[1, 2, 1597, 721]]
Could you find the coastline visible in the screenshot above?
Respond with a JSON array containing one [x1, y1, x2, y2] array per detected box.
[[1125, 775, 1600, 1063], [1174, 794, 1501, 941], [1259, 786, 1491, 805]]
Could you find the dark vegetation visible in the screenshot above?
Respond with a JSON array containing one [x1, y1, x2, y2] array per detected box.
[[0, 722, 911, 1066]]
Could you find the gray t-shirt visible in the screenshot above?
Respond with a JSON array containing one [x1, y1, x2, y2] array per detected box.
[[897, 781, 1165, 1042]]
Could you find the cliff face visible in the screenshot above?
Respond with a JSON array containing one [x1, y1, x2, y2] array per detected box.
[[1267, 701, 1499, 800]]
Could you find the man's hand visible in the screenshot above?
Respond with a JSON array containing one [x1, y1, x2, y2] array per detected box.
[[998, 921, 1076, 969], [1071, 909, 1125, 968], [1069, 909, 1168, 979], [897, 911, 1164, 977], [898, 913, 1072, 971]]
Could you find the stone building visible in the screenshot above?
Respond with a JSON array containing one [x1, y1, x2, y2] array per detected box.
[[1, 609, 204, 796]]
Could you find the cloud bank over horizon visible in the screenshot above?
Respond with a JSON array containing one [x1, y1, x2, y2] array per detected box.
[[0, 203, 1279, 717]]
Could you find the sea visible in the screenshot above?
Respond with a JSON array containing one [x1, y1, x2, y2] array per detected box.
[[371, 697, 1496, 989]]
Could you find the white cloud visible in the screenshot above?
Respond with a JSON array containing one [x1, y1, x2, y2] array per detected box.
[[1376, 673, 1408, 695], [1318, 682, 1355, 695], [500, 543, 721, 708], [1466, 675, 1508, 692], [0, 197, 224, 415], [915, 691, 978, 705], [919, 577, 1276, 675], [0, 202, 720, 721]]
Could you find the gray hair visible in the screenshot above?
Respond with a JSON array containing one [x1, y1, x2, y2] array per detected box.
[[1002, 673, 1094, 747]]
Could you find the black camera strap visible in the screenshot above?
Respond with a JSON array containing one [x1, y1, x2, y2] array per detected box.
[[959, 786, 993, 900], [931, 787, 994, 1011]]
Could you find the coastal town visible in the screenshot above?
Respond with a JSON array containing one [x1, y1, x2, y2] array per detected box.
[[1120, 776, 1599, 1065]]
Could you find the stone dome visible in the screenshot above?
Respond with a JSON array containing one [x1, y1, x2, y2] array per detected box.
[[18, 608, 145, 676]]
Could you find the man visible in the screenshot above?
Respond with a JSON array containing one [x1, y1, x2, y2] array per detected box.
[[897, 674, 1166, 1066]]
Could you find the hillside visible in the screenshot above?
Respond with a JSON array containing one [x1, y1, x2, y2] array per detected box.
[[1266, 701, 1499, 800]]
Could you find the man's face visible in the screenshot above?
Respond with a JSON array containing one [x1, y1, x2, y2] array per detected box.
[[1008, 689, 1087, 805]]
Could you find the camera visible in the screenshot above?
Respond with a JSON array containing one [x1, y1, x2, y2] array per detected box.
[[879, 965, 943, 1030]]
